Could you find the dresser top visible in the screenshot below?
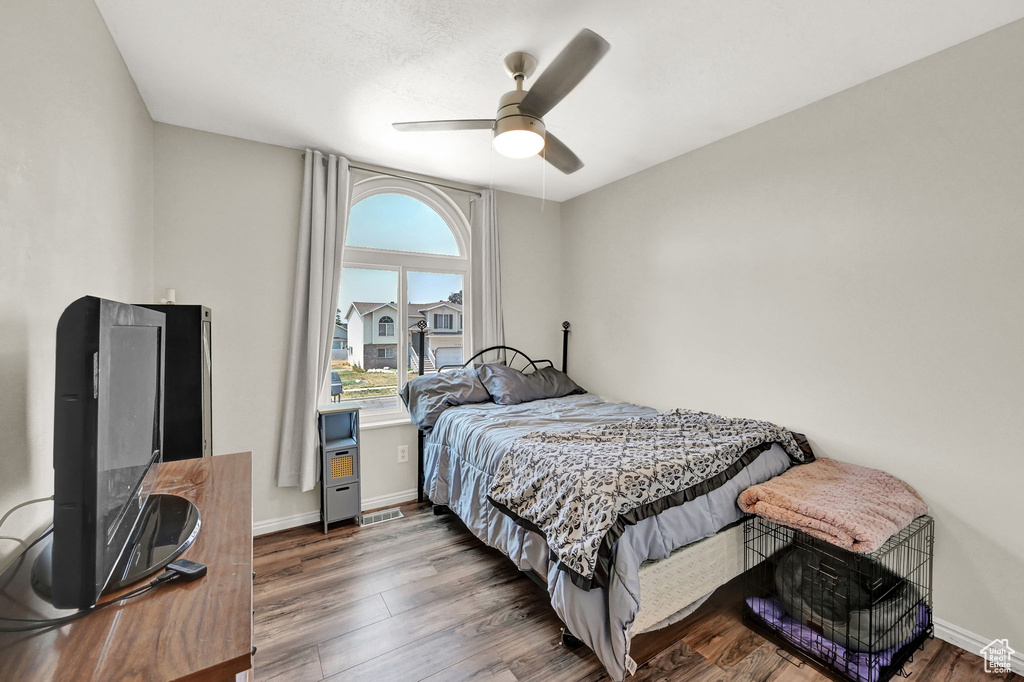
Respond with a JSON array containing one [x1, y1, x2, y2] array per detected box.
[[0, 452, 254, 681]]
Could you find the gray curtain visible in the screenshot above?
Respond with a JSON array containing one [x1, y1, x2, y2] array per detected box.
[[276, 150, 351, 491], [470, 189, 504, 351]]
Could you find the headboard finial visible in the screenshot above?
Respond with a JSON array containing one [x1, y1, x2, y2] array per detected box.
[[561, 322, 571, 373]]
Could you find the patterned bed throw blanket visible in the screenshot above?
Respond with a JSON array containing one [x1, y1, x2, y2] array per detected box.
[[738, 458, 929, 553], [487, 409, 812, 589]]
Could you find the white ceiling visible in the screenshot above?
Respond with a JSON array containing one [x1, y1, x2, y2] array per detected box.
[[95, 1, 1024, 201]]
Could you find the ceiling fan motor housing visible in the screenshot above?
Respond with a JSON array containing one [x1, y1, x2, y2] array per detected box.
[[494, 89, 545, 140], [392, 30, 608, 173], [503, 51, 538, 81]]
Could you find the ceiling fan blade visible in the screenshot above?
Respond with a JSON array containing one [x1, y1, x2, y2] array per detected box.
[[543, 132, 584, 174], [519, 29, 610, 118], [393, 119, 495, 132]]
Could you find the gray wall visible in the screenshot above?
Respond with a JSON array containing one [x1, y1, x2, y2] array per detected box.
[[152, 124, 315, 524], [560, 20, 1024, 649], [0, 0, 155, 568]]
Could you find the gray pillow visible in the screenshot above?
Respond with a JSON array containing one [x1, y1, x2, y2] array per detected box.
[[476, 364, 585, 406], [400, 368, 491, 431]]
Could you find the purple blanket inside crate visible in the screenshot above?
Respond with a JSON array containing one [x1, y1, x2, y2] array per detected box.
[[746, 597, 929, 682]]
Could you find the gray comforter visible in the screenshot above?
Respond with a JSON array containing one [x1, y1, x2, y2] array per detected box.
[[423, 394, 793, 681]]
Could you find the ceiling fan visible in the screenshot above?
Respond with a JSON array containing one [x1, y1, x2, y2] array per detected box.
[[393, 29, 611, 175]]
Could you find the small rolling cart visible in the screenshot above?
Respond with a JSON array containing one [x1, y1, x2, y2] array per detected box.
[[743, 515, 934, 682], [318, 404, 361, 533]]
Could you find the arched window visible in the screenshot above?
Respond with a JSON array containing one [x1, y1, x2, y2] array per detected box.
[[346, 194, 460, 256], [335, 177, 471, 420]]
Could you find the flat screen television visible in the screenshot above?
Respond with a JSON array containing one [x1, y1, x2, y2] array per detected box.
[[32, 296, 200, 610]]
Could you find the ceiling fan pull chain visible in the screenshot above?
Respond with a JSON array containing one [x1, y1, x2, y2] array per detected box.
[[489, 142, 495, 191], [541, 143, 547, 212]]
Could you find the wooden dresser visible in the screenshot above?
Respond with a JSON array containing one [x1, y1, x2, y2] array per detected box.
[[0, 452, 254, 681]]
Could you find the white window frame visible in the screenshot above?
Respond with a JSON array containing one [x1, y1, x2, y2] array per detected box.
[[336, 176, 472, 423], [433, 313, 453, 330], [377, 315, 395, 337]]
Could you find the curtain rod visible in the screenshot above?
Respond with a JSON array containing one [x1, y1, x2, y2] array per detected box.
[[301, 153, 482, 198]]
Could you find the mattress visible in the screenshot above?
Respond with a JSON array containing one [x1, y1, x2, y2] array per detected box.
[[424, 394, 793, 681], [633, 523, 745, 634]]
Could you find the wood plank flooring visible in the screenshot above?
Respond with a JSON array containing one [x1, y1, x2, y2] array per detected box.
[[254, 502, 1017, 682]]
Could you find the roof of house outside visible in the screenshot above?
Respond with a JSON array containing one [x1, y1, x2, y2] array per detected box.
[[414, 301, 462, 314], [349, 301, 389, 316], [348, 301, 463, 318]]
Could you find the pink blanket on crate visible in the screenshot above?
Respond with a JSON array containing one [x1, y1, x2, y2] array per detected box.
[[738, 458, 928, 553]]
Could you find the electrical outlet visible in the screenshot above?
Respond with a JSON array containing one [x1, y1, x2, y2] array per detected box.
[[397, 445, 409, 463]]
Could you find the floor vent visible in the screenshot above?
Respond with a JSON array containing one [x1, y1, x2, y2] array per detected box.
[[359, 507, 404, 527]]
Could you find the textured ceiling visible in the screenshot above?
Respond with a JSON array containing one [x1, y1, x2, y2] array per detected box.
[[95, 1, 1024, 201]]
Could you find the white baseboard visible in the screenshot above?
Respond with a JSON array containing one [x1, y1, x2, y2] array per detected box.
[[361, 488, 417, 512], [252, 510, 321, 536], [934, 617, 1024, 674], [252, 488, 418, 537]]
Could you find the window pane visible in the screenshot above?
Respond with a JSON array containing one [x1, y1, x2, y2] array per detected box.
[[335, 267, 401, 411], [346, 193, 460, 256], [408, 271, 464, 373], [377, 315, 395, 337]]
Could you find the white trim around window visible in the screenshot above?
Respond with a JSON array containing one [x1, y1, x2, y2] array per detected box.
[[339, 176, 473, 424], [433, 313, 454, 330]]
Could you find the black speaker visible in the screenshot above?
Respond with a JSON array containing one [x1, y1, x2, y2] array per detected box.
[[140, 304, 212, 461]]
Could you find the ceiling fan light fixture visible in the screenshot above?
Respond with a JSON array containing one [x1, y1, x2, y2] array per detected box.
[[392, 30, 609, 174], [492, 129, 545, 159], [492, 115, 545, 159]]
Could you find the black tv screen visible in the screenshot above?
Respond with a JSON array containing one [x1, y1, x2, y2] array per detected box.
[[51, 297, 165, 609]]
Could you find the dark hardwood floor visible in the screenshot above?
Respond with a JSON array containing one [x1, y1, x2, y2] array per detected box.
[[253, 502, 1016, 682]]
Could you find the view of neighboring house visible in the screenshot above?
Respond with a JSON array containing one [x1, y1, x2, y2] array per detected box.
[[331, 323, 348, 361], [344, 301, 463, 370]]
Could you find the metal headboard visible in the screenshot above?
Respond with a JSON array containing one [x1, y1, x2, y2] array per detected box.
[[437, 345, 554, 374]]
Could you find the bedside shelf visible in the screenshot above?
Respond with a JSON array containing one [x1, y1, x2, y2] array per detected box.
[[318, 406, 361, 533], [323, 436, 357, 451]]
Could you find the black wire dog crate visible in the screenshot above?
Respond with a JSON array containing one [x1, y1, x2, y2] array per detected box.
[[743, 515, 934, 682]]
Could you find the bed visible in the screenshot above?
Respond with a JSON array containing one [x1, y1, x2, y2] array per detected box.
[[409, 339, 810, 680]]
